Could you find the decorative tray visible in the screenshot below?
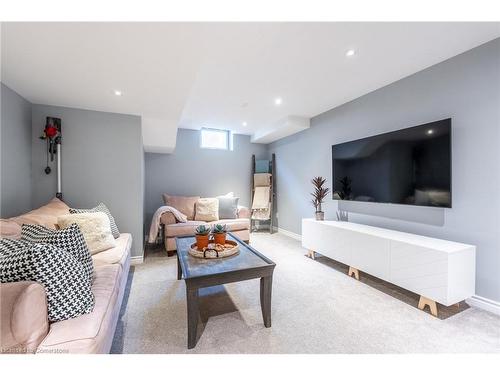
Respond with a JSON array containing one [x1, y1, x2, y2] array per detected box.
[[189, 239, 240, 259]]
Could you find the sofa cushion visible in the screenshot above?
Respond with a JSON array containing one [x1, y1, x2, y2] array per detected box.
[[165, 221, 207, 237], [0, 281, 49, 354], [0, 219, 22, 239], [70, 203, 120, 239], [0, 239, 94, 322], [21, 223, 94, 285], [194, 198, 219, 222], [37, 264, 120, 354], [162, 194, 199, 220], [217, 196, 239, 219], [9, 198, 70, 230], [213, 218, 250, 232], [58, 212, 116, 255], [91, 233, 132, 271]]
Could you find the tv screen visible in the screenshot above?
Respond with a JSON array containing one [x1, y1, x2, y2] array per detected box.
[[332, 119, 451, 208]]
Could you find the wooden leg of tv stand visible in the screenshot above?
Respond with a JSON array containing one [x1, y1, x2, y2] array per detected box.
[[348, 266, 360, 280], [307, 250, 316, 260], [418, 296, 438, 317]]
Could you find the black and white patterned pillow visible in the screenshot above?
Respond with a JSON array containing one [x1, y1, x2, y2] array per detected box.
[[70, 203, 120, 239], [21, 223, 94, 285], [0, 238, 95, 322]]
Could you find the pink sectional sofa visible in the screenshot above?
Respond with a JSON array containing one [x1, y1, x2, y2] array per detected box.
[[0, 198, 131, 354]]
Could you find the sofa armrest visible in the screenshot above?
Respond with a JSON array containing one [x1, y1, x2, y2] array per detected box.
[[160, 211, 177, 226], [0, 282, 49, 354], [237, 205, 251, 219]]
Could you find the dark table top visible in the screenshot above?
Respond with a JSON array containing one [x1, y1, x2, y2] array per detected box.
[[176, 233, 275, 280]]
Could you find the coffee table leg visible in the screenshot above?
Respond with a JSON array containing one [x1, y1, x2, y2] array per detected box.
[[186, 286, 199, 349], [177, 253, 182, 280], [260, 275, 273, 328]]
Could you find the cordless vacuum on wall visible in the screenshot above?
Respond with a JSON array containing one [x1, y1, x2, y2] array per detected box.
[[40, 117, 63, 200]]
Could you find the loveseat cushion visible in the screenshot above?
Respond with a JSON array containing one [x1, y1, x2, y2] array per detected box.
[[37, 264, 120, 354], [165, 218, 250, 237], [21, 223, 94, 285], [212, 218, 250, 232], [236, 205, 251, 219], [165, 221, 207, 237], [0, 239, 94, 322], [162, 194, 199, 220]]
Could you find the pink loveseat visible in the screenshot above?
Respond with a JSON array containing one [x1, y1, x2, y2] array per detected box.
[[161, 202, 250, 256], [0, 198, 131, 354]]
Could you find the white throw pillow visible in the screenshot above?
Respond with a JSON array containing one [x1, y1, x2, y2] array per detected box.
[[58, 212, 116, 254], [195, 198, 219, 222]]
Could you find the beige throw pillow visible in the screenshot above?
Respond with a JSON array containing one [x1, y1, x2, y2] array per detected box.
[[195, 198, 219, 222], [58, 212, 116, 255]]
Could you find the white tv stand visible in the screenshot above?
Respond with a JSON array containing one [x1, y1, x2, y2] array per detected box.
[[302, 218, 476, 316]]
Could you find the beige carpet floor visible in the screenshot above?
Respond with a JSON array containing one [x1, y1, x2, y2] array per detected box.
[[111, 232, 500, 353]]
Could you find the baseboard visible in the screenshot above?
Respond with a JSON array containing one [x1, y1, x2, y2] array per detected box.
[[273, 226, 302, 241], [466, 295, 500, 316], [130, 255, 144, 265]]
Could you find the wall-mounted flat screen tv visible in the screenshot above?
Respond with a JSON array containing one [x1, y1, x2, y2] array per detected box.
[[332, 119, 451, 208]]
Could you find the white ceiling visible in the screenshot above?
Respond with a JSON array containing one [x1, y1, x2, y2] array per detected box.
[[2, 22, 499, 152]]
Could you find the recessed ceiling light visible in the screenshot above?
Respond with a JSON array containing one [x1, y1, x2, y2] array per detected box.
[[274, 97, 283, 106], [346, 49, 356, 57], [242, 122, 248, 127], [114, 90, 122, 96], [427, 129, 434, 135]]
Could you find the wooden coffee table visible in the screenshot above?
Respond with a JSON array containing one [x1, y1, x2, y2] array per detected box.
[[176, 233, 276, 349]]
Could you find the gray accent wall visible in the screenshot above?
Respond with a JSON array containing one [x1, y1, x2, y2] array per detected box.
[[0, 83, 32, 217], [31, 105, 144, 257], [268, 38, 500, 302], [145, 128, 267, 230]]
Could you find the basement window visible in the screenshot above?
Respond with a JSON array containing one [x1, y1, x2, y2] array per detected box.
[[200, 128, 231, 150]]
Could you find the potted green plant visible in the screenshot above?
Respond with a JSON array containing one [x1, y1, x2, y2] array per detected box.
[[212, 224, 228, 245], [311, 176, 330, 221], [195, 224, 211, 250]]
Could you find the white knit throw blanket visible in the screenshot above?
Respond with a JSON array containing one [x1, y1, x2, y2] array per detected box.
[[251, 186, 271, 220], [148, 206, 187, 243]]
